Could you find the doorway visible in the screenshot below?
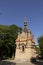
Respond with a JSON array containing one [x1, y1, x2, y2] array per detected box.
[[22, 45, 25, 52]]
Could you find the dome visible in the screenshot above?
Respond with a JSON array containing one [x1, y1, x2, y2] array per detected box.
[[21, 32, 26, 36], [20, 31, 27, 40]]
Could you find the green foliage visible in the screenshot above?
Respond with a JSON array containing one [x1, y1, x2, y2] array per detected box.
[[0, 24, 22, 59], [35, 45, 40, 54], [38, 35, 43, 57]]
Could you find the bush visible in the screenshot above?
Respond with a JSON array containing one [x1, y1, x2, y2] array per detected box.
[[38, 36, 43, 58], [30, 57, 36, 63]]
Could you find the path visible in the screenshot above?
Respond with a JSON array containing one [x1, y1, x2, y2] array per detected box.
[[0, 60, 43, 65]]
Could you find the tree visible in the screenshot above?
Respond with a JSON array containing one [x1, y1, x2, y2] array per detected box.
[[0, 24, 22, 59], [38, 35, 43, 58], [35, 45, 40, 54]]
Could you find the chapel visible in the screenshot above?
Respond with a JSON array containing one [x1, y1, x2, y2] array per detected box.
[[16, 19, 35, 51], [15, 19, 35, 60]]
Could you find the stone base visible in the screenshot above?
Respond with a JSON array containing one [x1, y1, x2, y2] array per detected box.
[[15, 48, 34, 62]]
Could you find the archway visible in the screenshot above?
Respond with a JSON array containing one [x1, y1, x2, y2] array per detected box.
[[22, 45, 25, 52]]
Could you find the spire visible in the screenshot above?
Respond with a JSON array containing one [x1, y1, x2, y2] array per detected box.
[[24, 17, 27, 26], [24, 17, 28, 32]]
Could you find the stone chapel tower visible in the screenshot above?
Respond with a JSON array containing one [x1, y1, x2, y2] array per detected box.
[[15, 19, 35, 61]]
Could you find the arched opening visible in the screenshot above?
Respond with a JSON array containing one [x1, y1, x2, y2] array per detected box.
[[22, 45, 25, 52]]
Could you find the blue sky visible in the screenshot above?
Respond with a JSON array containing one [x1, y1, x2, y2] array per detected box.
[[0, 0, 43, 44]]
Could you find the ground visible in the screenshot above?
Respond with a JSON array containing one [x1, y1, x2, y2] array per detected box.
[[0, 60, 43, 65], [0, 48, 43, 65]]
